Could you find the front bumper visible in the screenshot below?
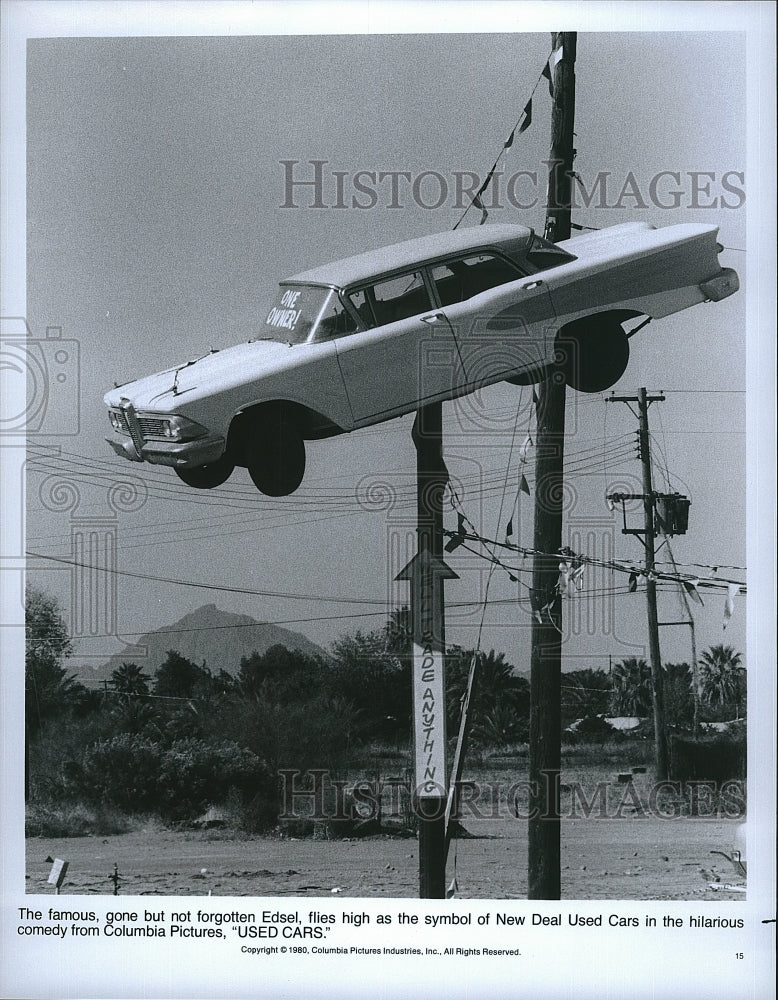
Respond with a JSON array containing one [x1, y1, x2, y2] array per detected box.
[[105, 431, 226, 469]]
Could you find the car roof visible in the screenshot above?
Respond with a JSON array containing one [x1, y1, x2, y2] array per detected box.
[[286, 223, 534, 289]]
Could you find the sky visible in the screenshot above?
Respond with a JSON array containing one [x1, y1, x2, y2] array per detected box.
[[12, 24, 754, 677]]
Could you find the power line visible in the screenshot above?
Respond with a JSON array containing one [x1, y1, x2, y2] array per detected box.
[[26, 550, 392, 606]]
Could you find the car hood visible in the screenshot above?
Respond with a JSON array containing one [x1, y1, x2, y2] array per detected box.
[[104, 339, 295, 410]]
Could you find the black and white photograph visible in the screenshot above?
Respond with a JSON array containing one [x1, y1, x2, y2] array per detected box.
[[1, 2, 775, 998]]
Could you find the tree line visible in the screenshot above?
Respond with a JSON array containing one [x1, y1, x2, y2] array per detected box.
[[25, 586, 746, 829]]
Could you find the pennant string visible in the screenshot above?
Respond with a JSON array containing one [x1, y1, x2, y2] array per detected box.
[[453, 46, 559, 230]]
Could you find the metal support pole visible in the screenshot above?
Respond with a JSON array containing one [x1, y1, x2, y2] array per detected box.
[[528, 30, 576, 901], [411, 402, 448, 898]]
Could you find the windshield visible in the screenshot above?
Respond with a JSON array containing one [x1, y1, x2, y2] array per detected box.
[[258, 284, 342, 345]]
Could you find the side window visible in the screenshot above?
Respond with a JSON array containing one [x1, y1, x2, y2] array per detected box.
[[314, 293, 359, 340], [369, 272, 431, 326], [346, 289, 373, 330], [431, 253, 523, 305]]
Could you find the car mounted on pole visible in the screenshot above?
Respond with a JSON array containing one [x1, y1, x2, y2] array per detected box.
[[105, 220, 737, 496]]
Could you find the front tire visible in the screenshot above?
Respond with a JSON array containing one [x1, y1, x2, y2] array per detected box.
[[245, 407, 306, 496], [174, 455, 235, 489]]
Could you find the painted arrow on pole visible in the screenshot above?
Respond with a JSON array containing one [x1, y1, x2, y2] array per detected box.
[[396, 547, 458, 800]]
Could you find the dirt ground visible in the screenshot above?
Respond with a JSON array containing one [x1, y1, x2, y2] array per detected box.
[[25, 816, 746, 900]]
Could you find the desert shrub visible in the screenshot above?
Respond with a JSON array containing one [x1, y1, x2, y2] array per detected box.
[[568, 715, 617, 744], [77, 734, 162, 812], [156, 739, 270, 821], [208, 692, 359, 776], [669, 731, 746, 783], [25, 801, 132, 838], [238, 787, 280, 833], [73, 734, 273, 822]]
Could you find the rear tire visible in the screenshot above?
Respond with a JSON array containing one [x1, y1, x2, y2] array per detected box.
[[174, 455, 234, 489], [556, 320, 630, 393], [245, 406, 306, 496]]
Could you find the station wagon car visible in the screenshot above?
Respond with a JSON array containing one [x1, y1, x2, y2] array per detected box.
[[104, 221, 738, 495]]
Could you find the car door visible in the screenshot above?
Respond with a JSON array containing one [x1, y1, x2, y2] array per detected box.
[[335, 271, 465, 424], [428, 254, 557, 390]]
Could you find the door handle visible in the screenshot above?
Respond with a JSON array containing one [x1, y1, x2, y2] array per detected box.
[[525, 279, 544, 290]]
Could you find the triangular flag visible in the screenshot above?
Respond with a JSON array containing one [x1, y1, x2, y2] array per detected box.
[[504, 128, 516, 150], [445, 513, 467, 553], [472, 193, 488, 226], [543, 45, 564, 95], [571, 565, 585, 591], [724, 583, 741, 628], [477, 164, 497, 196], [519, 435, 533, 462], [446, 876, 458, 899], [519, 98, 532, 133], [628, 572, 638, 593], [542, 61, 553, 95], [508, 573, 518, 583], [558, 561, 571, 596], [532, 387, 539, 406], [520, 474, 530, 496], [506, 516, 514, 538], [683, 580, 704, 606]]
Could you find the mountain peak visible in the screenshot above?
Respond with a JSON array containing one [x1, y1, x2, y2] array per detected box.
[[75, 605, 328, 687]]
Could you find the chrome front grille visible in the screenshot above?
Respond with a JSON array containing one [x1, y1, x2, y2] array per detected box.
[[137, 417, 167, 439], [120, 400, 146, 454], [114, 410, 131, 434]]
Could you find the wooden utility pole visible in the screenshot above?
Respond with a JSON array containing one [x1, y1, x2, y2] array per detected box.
[[607, 389, 669, 780], [397, 401, 456, 898], [527, 31, 576, 901], [638, 387, 669, 780]]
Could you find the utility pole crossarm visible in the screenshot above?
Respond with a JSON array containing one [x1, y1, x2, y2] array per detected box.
[[607, 393, 666, 404]]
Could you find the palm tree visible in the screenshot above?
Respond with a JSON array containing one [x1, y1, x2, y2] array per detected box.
[[110, 662, 151, 699], [610, 657, 652, 716], [470, 702, 527, 748], [446, 649, 529, 740], [699, 645, 745, 714]]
